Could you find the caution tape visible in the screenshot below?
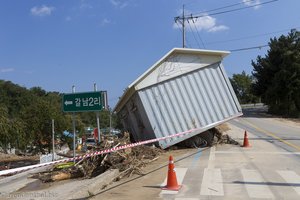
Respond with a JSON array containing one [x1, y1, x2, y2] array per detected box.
[[0, 128, 199, 176]]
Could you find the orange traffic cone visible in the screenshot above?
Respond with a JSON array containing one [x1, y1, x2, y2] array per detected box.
[[242, 131, 251, 147], [161, 155, 182, 191]]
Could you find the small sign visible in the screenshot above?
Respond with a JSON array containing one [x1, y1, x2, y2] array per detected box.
[[62, 91, 107, 112]]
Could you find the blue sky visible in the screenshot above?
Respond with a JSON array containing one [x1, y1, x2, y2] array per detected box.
[[0, 0, 299, 107]]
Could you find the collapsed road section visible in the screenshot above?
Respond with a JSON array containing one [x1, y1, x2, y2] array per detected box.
[[115, 48, 243, 149]]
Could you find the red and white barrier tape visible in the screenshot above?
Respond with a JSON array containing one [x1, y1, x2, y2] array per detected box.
[[0, 128, 199, 176]]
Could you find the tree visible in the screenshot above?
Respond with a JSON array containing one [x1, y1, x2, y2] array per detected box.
[[252, 29, 300, 116], [0, 105, 11, 152], [230, 71, 258, 104], [0, 80, 122, 153]]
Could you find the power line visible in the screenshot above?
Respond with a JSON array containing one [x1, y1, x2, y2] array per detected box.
[[174, 0, 279, 48], [186, 0, 279, 20], [229, 44, 269, 52], [205, 26, 300, 46], [192, 19, 206, 49], [187, 20, 202, 48], [191, 0, 256, 16]]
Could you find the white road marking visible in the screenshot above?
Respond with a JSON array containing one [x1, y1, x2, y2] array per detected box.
[[200, 168, 224, 196], [200, 146, 224, 196], [216, 151, 300, 155], [208, 146, 215, 169], [277, 170, 300, 195], [241, 169, 274, 199], [160, 168, 188, 195], [175, 198, 200, 200]]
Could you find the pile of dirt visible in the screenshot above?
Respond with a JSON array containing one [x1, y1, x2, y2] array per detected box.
[[177, 124, 239, 148], [213, 124, 239, 145]]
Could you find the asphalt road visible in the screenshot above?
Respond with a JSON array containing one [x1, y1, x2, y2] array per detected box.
[[1, 106, 300, 200], [232, 106, 300, 153], [93, 106, 300, 200]]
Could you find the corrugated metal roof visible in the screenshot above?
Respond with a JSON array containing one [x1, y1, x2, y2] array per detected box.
[[114, 47, 242, 149], [138, 62, 241, 148], [115, 48, 230, 112]]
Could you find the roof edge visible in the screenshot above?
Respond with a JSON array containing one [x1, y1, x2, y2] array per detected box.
[[129, 48, 230, 89], [114, 48, 230, 112]]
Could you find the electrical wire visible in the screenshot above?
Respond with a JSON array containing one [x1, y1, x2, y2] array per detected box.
[[174, 0, 279, 50], [185, 0, 279, 20], [205, 27, 300, 45], [192, 19, 206, 49], [191, 0, 257, 16], [187, 20, 202, 49], [229, 44, 269, 52]]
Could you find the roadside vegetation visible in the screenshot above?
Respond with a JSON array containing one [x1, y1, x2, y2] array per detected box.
[[0, 81, 120, 154], [230, 29, 300, 117], [1, 30, 299, 156]]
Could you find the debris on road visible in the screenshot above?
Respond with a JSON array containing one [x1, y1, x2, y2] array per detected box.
[[177, 124, 239, 148], [30, 133, 164, 183], [21, 123, 237, 189], [0, 153, 39, 171], [213, 124, 240, 145]]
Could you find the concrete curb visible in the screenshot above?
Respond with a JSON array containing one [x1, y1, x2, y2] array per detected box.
[[69, 169, 119, 199]]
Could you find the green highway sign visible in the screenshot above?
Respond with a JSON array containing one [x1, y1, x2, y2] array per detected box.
[[62, 91, 107, 112]]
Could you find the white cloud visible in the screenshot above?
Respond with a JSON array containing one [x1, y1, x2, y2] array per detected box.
[[0, 68, 14, 73], [65, 16, 72, 22], [243, 0, 261, 10], [80, 3, 93, 10], [208, 25, 229, 33], [31, 5, 55, 16], [100, 18, 111, 26], [110, 0, 128, 9], [174, 14, 228, 33]]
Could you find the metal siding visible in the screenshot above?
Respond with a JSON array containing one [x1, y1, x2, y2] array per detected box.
[[157, 84, 177, 134], [180, 75, 205, 127], [195, 70, 219, 123], [215, 66, 237, 115], [219, 64, 242, 112], [133, 94, 156, 141], [206, 66, 228, 119], [138, 63, 241, 148], [185, 73, 210, 125]]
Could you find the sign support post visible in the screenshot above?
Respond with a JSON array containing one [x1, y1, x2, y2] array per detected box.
[[72, 86, 76, 162], [94, 83, 101, 144], [62, 88, 107, 153], [52, 119, 55, 161]]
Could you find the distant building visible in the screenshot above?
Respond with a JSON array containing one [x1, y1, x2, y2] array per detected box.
[[114, 48, 242, 149]]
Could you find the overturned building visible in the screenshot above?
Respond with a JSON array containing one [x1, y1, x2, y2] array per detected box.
[[114, 48, 242, 149]]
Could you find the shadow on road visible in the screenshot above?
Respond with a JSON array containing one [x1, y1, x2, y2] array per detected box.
[[232, 181, 300, 187], [241, 105, 272, 118]]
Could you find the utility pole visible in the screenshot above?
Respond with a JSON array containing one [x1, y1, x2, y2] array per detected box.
[[182, 5, 185, 48], [175, 5, 186, 48]]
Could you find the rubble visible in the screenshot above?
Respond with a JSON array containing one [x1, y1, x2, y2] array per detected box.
[[0, 153, 39, 171], [31, 133, 163, 183], [29, 124, 237, 184], [213, 124, 240, 145], [177, 124, 239, 148]]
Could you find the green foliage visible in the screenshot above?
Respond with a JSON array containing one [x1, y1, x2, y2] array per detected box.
[[230, 71, 258, 104], [0, 80, 122, 153], [252, 29, 300, 117]]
